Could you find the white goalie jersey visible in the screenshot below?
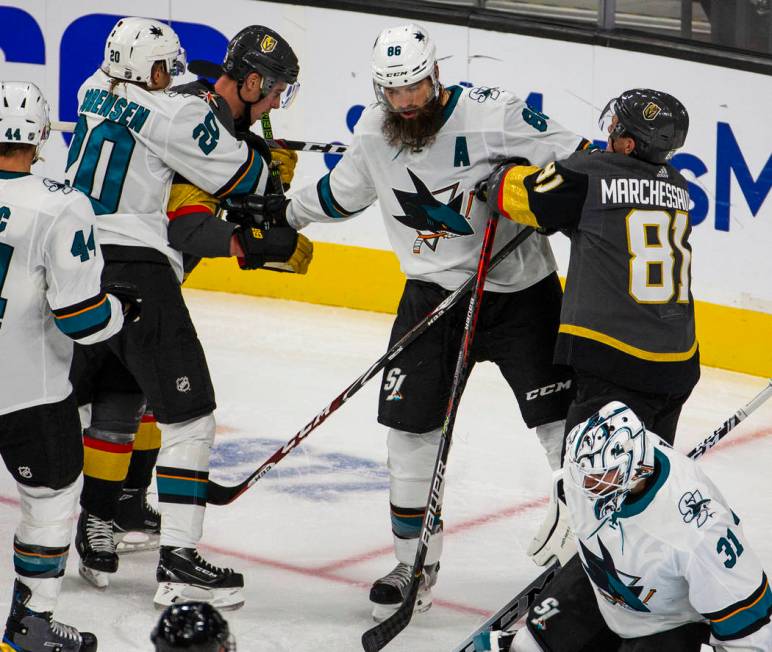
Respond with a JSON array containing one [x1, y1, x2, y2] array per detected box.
[[287, 85, 588, 292], [565, 439, 772, 650], [0, 172, 123, 415], [65, 70, 270, 281]]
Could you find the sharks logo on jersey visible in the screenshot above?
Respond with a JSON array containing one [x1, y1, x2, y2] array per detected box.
[[678, 489, 715, 528], [579, 538, 657, 613], [392, 168, 473, 254]]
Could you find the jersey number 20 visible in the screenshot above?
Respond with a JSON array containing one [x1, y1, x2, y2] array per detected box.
[[66, 116, 135, 215], [626, 209, 691, 304]]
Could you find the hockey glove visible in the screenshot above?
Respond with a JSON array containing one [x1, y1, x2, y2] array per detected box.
[[223, 194, 289, 229], [234, 225, 313, 274], [474, 156, 532, 202], [270, 148, 298, 190], [527, 471, 576, 567], [103, 281, 142, 323]]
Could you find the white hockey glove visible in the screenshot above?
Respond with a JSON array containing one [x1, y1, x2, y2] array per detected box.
[[527, 470, 576, 567]]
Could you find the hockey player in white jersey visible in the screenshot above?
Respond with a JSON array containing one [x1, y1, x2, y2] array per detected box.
[[481, 402, 772, 651], [65, 17, 308, 609], [238, 23, 592, 620], [0, 81, 138, 651]]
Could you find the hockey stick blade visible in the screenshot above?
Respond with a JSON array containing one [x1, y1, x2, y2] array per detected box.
[[453, 562, 560, 652], [453, 378, 772, 649], [205, 227, 534, 506], [362, 213, 500, 651]]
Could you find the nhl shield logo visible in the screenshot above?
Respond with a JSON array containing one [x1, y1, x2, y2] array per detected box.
[[260, 35, 277, 53], [642, 102, 662, 121]]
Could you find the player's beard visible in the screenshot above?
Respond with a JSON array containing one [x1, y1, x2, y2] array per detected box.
[[381, 91, 444, 153]]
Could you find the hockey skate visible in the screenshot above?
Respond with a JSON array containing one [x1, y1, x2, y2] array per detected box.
[[3, 579, 97, 652], [154, 546, 245, 611], [114, 488, 161, 553], [75, 510, 118, 589], [369, 562, 439, 622]]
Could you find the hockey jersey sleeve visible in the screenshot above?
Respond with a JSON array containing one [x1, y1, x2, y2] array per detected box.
[[487, 156, 589, 231], [161, 99, 271, 200], [44, 191, 124, 343], [166, 179, 235, 259], [286, 123, 376, 230], [683, 504, 772, 650]]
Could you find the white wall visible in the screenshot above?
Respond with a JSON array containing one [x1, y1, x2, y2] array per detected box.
[[2, 0, 770, 312]]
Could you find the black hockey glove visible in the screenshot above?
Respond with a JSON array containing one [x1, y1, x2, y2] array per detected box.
[[103, 281, 142, 323], [223, 194, 290, 229], [235, 225, 313, 274], [474, 156, 532, 202]]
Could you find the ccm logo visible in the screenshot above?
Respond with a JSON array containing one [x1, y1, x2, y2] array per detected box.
[[525, 380, 572, 401]]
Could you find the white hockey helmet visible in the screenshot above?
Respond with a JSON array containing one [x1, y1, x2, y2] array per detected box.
[[102, 17, 186, 86], [0, 81, 50, 160], [371, 23, 439, 111], [565, 401, 655, 515]]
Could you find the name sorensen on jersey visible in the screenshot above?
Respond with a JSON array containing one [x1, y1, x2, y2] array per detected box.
[[601, 177, 690, 211]]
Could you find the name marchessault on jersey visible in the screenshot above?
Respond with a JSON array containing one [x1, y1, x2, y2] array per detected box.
[[601, 177, 689, 211]]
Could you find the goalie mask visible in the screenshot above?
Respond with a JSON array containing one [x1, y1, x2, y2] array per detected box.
[[0, 81, 50, 162], [371, 23, 439, 112], [565, 402, 655, 516], [102, 17, 186, 86], [599, 89, 688, 164], [151, 602, 235, 652]]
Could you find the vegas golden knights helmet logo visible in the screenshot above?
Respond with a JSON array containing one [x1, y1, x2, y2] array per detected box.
[[260, 35, 277, 53], [642, 102, 662, 121]]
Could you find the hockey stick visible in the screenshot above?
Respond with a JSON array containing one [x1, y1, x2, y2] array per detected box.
[[452, 377, 772, 651], [205, 225, 535, 506], [361, 212, 501, 652], [51, 119, 348, 153]]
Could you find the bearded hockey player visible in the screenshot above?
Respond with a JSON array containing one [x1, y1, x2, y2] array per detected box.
[[0, 81, 138, 651], [478, 402, 772, 651], [66, 17, 307, 609], [240, 23, 593, 620]]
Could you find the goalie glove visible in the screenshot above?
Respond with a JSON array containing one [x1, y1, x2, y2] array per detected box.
[[223, 194, 289, 229], [234, 225, 313, 274], [527, 470, 576, 567]]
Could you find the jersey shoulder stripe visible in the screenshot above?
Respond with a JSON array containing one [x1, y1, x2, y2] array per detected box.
[[215, 147, 262, 198], [704, 573, 772, 641]]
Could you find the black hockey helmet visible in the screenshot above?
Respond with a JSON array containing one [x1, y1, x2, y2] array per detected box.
[[599, 89, 689, 164], [151, 602, 235, 652], [223, 25, 299, 85]]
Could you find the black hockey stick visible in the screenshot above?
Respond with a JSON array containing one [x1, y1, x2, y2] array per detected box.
[[205, 226, 535, 506], [361, 212, 501, 652], [452, 377, 772, 651]]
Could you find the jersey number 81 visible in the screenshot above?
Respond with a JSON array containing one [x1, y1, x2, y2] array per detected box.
[[626, 209, 691, 304]]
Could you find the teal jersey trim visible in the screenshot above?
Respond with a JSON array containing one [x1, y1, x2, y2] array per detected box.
[[440, 85, 463, 128], [54, 296, 112, 339], [0, 170, 30, 179], [614, 448, 671, 519], [708, 574, 772, 641]]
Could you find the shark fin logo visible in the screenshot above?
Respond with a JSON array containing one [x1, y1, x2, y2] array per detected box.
[[392, 168, 473, 254], [678, 489, 714, 528], [579, 538, 656, 612]]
